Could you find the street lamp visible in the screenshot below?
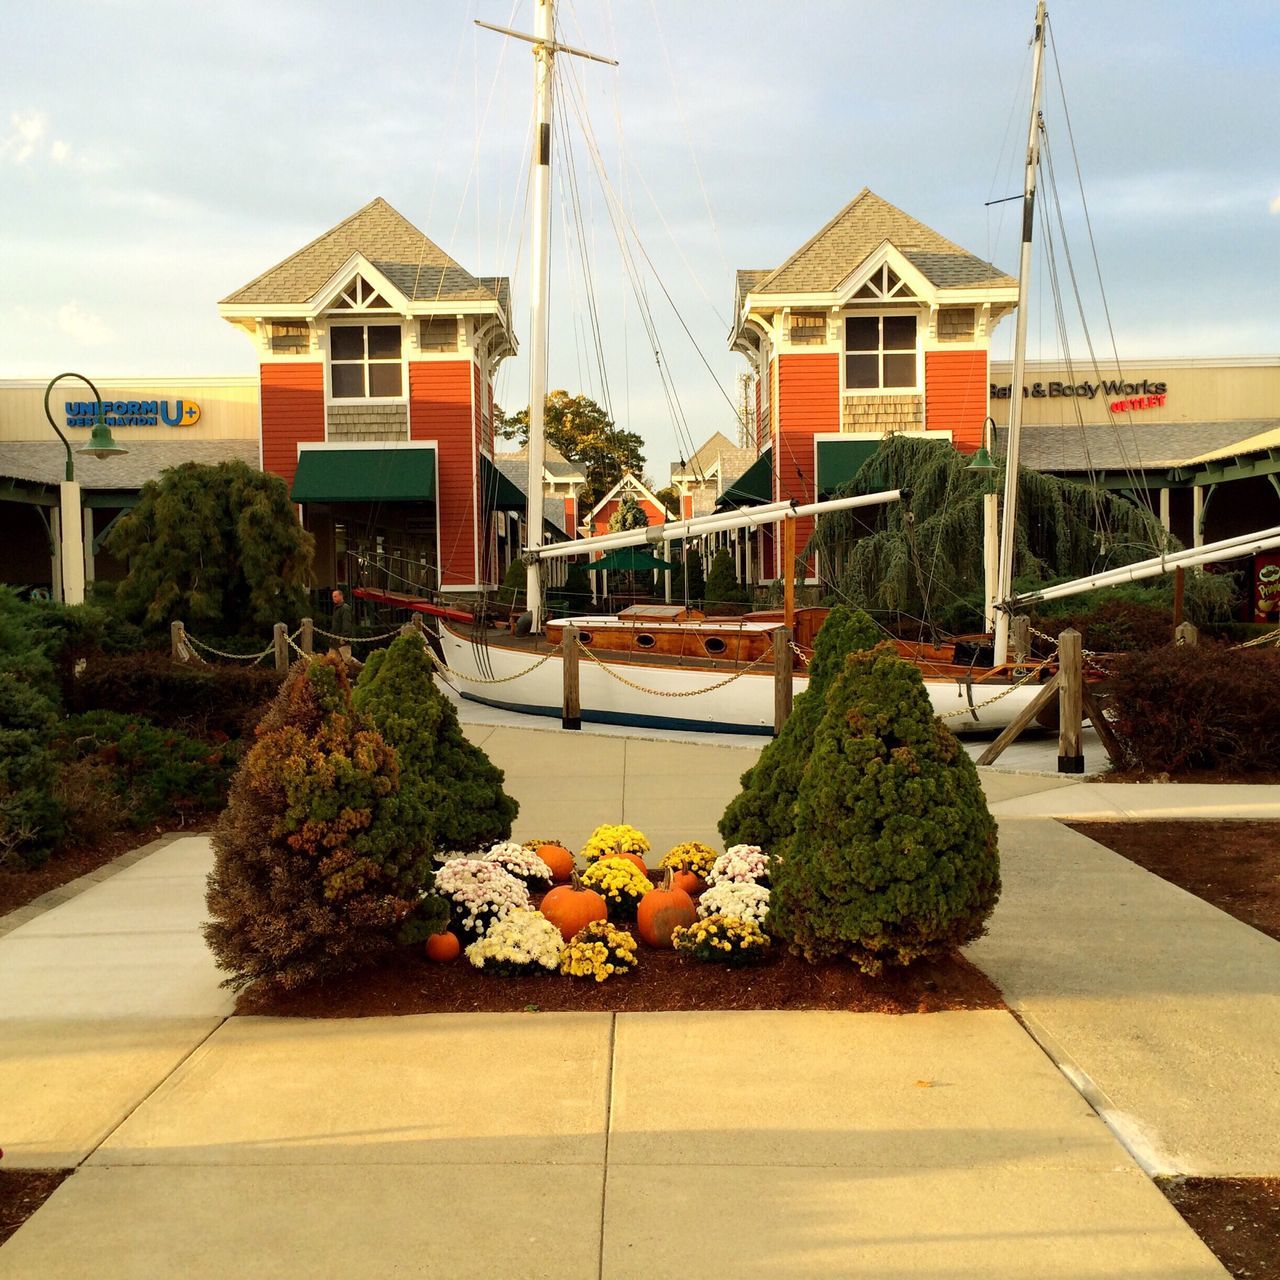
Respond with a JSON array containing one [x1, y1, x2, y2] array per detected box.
[[967, 416, 1001, 633], [42, 372, 128, 605]]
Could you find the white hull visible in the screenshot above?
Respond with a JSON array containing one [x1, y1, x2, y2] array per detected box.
[[436, 622, 1048, 736]]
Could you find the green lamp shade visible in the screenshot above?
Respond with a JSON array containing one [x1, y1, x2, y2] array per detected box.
[[966, 445, 997, 472], [78, 421, 128, 460]]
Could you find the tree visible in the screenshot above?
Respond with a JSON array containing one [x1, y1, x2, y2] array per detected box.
[[654, 485, 680, 517], [353, 635, 518, 853], [808, 435, 1172, 627], [671, 546, 705, 605], [719, 606, 880, 852], [770, 643, 1000, 974], [204, 655, 447, 990], [497, 391, 646, 508], [105, 460, 314, 634], [608, 493, 650, 532], [705, 548, 747, 605]]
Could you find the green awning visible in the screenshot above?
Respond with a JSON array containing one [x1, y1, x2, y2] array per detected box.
[[480, 455, 526, 511], [591, 546, 674, 572], [290, 447, 435, 503], [718, 448, 773, 509], [815, 439, 881, 496]]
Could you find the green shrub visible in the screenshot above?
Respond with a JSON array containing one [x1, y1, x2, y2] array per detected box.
[[705, 548, 748, 605], [54, 711, 239, 826], [719, 606, 881, 852], [205, 656, 448, 991], [354, 635, 518, 852], [0, 672, 64, 867], [771, 643, 1000, 974], [70, 653, 283, 739], [1108, 641, 1280, 773]]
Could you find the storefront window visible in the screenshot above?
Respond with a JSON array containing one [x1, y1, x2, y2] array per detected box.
[[330, 324, 403, 398], [844, 314, 917, 390]]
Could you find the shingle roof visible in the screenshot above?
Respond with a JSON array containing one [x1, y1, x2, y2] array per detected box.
[[220, 197, 509, 310], [995, 420, 1278, 473], [495, 442, 584, 480], [671, 431, 756, 492], [492, 456, 571, 536], [0, 440, 261, 491], [746, 188, 1015, 296]]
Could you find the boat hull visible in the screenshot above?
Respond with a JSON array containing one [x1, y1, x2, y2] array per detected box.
[[436, 621, 1050, 736]]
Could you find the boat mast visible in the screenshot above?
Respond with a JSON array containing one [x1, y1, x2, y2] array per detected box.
[[992, 0, 1048, 667]]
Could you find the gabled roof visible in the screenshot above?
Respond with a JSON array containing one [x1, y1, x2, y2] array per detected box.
[[490, 457, 571, 536], [671, 431, 756, 492], [220, 197, 509, 310], [995, 420, 1277, 473], [746, 188, 1015, 297], [586, 470, 673, 522], [495, 442, 585, 481]]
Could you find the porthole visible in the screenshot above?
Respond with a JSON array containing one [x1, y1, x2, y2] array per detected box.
[[635, 633, 656, 649], [578, 630, 593, 645], [704, 636, 727, 656]]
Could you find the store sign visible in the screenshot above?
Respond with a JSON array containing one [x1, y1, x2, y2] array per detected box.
[[1254, 554, 1280, 625], [990, 378, 1169, 410], [64, 399, 202, 428]]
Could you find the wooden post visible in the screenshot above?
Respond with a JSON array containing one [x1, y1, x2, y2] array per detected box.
[[301, 617, 314, 655], [273, 622, 289, 673], [1011, 615, 1031, 663], [975, 673, 1060, 767], [1172, 566, 1185, 629], [782, 516, 796, 632], [1057, 627, 1084, 774], [1175, 620, 1199, 647], [773, 625, 793, 737], [171, 620, 185, 663], [1080, 684, 1125, 767], [561, 624, 581, 730]]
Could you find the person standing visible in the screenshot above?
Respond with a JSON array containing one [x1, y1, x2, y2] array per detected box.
[[330, 589, 354, 661]]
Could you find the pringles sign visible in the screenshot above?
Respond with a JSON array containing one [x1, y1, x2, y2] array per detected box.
[[64, 399, 202, 428], [1254, 554, 1280, 625], [990, 378, 1169, 413]]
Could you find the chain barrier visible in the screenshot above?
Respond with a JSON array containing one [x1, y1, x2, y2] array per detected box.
[[428, 648, 558, 685], [575, 640, 775, 697], [184, 632, 275, 664], [311, 625, 406, 644], [789, 641, 810, 666], [1233, 625, 1280, 649], [936, 654, 1057, 721]]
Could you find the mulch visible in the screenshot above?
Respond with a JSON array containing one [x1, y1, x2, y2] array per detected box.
[[1067, 820, 1280, 942], [1159, 1177, 1280, 1280], [238, 942, 1003, 1018], [0, 1170, 69, 1248], [0, 815, 216, 922]]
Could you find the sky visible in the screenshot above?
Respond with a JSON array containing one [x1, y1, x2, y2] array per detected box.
[[3, 0, 1278, 480]]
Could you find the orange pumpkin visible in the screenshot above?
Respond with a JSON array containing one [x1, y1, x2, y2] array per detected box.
[[669, 868, 703, 896], [540, 872, 608, 941], [425, 930, 461, 963], [636, 869, 697, 948], [537, 842, 575, 883], [598, 850, 648, 877]]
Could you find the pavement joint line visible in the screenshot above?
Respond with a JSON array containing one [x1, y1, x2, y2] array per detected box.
[[0, 830, 193, 940], [597, 1012, 617, 1280], [75, 1014, 231, 1170]]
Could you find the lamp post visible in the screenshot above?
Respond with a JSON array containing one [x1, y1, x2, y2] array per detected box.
[[43, 373, 127, 605], [966, 417, 1000, 633]]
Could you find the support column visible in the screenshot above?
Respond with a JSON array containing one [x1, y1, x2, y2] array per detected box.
[[59, 480, 86, 605], [1158, 486, 1171, 533], [50, 507, 63, 603], [83, 506, 95, 587], [1192, 485, 1204, 548]]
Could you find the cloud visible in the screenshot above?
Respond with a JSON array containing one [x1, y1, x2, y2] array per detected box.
[[1270, 194, 1280, 215], [50, 139, 71, 164], [55, 302, 115, 347], [1, 109, 47, 164]]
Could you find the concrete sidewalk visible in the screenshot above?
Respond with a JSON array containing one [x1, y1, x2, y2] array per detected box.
[[0, 1011, 1226, 1278]]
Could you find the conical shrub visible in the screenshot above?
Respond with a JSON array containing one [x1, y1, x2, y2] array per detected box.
[[770, 642, 1000, 973], [204, 655, 446, 991], [353, 634, 517, 852], [719, 606, 881, 852]]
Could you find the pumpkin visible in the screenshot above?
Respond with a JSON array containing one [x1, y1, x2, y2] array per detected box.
[[605, 850, 648, 876], [636, 869, 697, 948], [540, 872, 608, 941], [537, 842, 575, 883], [425, 930, 461, 963], [669, 867, 703, 896]]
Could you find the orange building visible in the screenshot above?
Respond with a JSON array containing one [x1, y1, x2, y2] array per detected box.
[[730, 188, 1017, 578], [219, 197, 517, 593]]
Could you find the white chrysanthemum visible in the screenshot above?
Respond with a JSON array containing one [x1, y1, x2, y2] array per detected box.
[[465, 909, 564, 971], [434, 859, 531, 932], [708, 845, 770, 886], [483, 841, 553, 884], [697, 880, 771, 925]]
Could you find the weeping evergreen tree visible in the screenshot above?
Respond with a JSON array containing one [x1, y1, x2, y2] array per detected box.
[[807, 436, 1172, 626], [105, 461, 313, 634], [719, 606, 881, 854]]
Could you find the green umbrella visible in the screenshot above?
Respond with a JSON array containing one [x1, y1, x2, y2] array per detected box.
[[591, 546, 674, 572]]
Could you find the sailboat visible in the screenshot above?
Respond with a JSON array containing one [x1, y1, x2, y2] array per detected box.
[[426, 1, 1280, 736]]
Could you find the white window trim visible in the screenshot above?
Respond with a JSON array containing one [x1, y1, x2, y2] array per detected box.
[[325, 319, 409, 407], [840, 307, 923, 398]]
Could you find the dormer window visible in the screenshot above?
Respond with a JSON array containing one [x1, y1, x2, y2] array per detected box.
[[330, 323, 403, 398]]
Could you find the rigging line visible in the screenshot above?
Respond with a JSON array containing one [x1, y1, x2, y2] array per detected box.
[[1040, 127, 1153, 515], [644, 0, 731, 288], [986, 37, 1034, 264]]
